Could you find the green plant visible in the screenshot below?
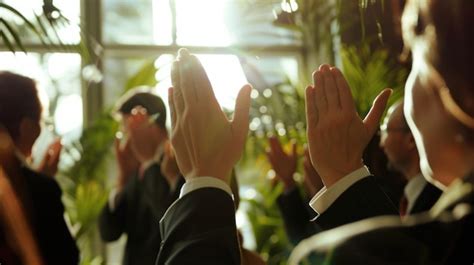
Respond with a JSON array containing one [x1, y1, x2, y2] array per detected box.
[[340, 43, 407, 116], [58, 59, 158, 264]]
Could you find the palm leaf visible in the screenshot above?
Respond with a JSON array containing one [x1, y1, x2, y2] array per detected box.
[[0, 30, 15, 52], [0, 18, 26, 53], [0, 3, 49, 46]]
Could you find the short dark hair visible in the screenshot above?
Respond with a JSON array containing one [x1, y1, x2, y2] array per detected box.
[[0, 71, 42, 140], [114, 87, 167, 129], [404, 0, 474, 116]]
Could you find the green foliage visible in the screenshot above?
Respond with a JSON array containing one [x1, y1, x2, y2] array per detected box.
[[243, 182, 291, 265], [125, 60, 159, 91], [58, 60, 159, 264], [340, 43, 407, 116], [0, 3, 92, 55]]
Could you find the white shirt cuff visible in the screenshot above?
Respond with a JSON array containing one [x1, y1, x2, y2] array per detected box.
[[309, 166, 371, 214], [179, 177, 233, 199]]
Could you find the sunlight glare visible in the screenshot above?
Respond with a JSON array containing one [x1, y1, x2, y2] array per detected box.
[[175, 0, 231, 46], [153, 53, 248, 129]]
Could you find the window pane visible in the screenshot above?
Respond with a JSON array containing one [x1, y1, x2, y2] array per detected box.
[[104, 53, 298, 129], [176, 0, 301, 46], [102, 0, 172, 45], [0, 52, 82, 160], [1, 0, 80, 44]]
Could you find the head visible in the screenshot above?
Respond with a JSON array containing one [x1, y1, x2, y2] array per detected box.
[[0, 72, 42, 158], [380, 100, 420, 179], [402, 0, 474, 188], [114, 87, 168, 159]]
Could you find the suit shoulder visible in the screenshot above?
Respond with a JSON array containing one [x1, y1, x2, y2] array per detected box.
[[22, 167, 62, 197]]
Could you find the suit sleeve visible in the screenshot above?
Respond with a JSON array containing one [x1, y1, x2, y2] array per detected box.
[[314, 176, 398, 230], [37, 179, 79, 265], [141, 164, 173, 219], [156, 188, 240, 265], [98, 181, 131, 241], [277, 187, 321, 244]]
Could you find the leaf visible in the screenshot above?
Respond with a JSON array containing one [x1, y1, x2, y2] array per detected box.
[[0, 30, 15, 53], [0, 18, 26, 53], [124, 60, 158, 91], [34, 14, 52, 45], [0, 3, 48, 45]]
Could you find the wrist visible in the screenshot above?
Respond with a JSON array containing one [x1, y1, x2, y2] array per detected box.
[[280, 176, 296, 191], [320, 161, 364, 188]]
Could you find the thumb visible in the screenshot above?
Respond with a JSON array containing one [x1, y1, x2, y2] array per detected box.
[[232, 84, 252, 143], [363, 88, 392, 138]]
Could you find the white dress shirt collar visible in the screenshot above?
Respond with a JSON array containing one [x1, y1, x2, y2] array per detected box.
[[140, 142, 165, 174], [404, 173, 427, 213]]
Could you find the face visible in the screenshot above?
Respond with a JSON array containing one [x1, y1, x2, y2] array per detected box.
[[120, 112, 166, 161], [379, 104, 411, 173], [403, 56, 467, 188]]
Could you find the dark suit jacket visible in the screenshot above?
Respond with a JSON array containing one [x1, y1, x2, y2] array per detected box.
[[156, 188, 241, 265], [314, 176, 399, 230], [293, 174, 474, 265], [22, 167, 79, 265], [277, 188, 320, 244], [409, 182, 442, 214], [277, 176, 398, 244], [99, 163, 184, 265]]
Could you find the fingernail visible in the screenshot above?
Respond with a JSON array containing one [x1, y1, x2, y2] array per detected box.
[[177, 48, 190, 59]]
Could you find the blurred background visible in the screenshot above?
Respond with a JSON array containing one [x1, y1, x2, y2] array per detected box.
[[0, 0, 408, 264]]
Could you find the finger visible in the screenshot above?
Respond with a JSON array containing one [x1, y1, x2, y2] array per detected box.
[[364, 88, 393, 138], [313, 70, 328, 115], [178, 50, 198, 109], [266, 150, 276, 166], [305, 85, 318, 129], [171, 61, 185, 115], [332, 67, 355, 111], [231, 84, 252, 145], [189, 55, 220, 109], [268, 136, 284, 157], [168, 87, 178, 129], [324, 66, 341, 110]]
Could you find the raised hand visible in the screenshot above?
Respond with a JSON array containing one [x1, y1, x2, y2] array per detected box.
[[266, 136, 297, 191], [114, 134, 139, 190], [302, 147, 323, 197], [169, 48, 251, 184], [37, 138, 62, 177], [160, 141, 181, 185], [305, 64, 391, 187]]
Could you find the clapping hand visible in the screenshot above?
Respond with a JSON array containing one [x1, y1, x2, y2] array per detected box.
[[37, 138, 62, 177], [302, 147, 323, 197], [114, 134, 139, 190], [305, 65, 391, 187], [266, 136, 297, 191], [169, 48, 252, 184], [161, 141, 181, 185]]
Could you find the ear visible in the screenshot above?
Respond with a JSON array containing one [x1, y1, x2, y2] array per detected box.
[[405, 132, 417, 150]]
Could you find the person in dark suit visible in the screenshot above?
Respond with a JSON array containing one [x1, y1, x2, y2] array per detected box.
[[156, 0, 474, 259], [288, 0, 474, 263], [265, 136, 321, 244], [99, 88, 184, 265], [380, 100, 441, 216], [0, 71, 79, 265]]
